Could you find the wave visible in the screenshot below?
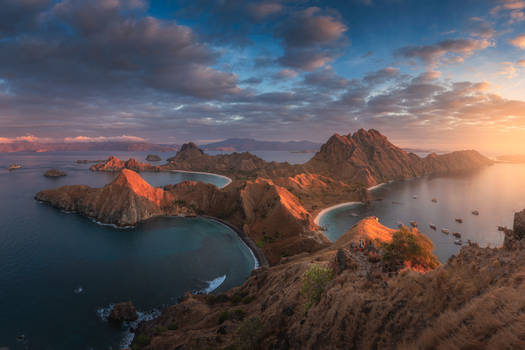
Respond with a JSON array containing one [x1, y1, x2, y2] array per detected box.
[[196, 274, 227, 294]]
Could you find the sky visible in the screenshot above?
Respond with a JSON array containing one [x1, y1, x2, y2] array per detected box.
[[1, 0, 525, 154]]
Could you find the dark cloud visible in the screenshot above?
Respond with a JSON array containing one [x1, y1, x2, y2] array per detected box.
[[395, 38, 492, 65], [0, 0, 51, 38], [275, 7, 348, 71], [303, 68, 350, 90], [0, 0, 240, 100], [363, 67, 400, 85]]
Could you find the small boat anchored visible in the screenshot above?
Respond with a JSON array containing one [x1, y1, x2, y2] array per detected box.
[[429, 224, 436, 230], [472, 210, 479, 216], [410, 221, 418, 228], [8, 164, 22, 171], [431, 198, 438, 203], [350, 212, 359, 217], [442, 228, 450, 234], [454, 239, 462, 245], [455, 218, 463, 223], [498, 226, 507, 232], [453, 232, 462, 238]]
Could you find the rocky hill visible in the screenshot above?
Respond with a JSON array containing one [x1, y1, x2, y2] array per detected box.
[[90, 156, 161, 172], [132, 216, 525, 350], [305, 129, 493, 187], [35, 169, 174, 226], [0, 142, 178, 153], [36, 170, 327, 265]]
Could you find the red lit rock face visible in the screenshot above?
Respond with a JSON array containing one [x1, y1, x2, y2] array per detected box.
[[90, 156, 160, 172]]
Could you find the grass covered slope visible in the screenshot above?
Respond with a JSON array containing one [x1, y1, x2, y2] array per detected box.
[[130, 217, 525, 350]]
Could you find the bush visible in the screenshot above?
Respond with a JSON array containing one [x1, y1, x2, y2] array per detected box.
[[218, 311, 230, 324], [132, 334, 150, 349], [300, 264, 333, 310], [237, 317, 264, 350], [381, 227, 440, 270]]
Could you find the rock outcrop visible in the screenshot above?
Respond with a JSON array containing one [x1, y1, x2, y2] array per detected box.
[[43, 169, 66, 177], [90, 156, 160, 172], [107, 301, 138, 326], [146, 154, 162, 162], [36, 169, 174, 226], [133, 216, 525, 350]]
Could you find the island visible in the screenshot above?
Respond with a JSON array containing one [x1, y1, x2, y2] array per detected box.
[[146, 154, 162, 162], [44, 169, 67, 177]]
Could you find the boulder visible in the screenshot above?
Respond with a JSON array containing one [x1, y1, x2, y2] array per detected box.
[[108, 301, 138, 326]]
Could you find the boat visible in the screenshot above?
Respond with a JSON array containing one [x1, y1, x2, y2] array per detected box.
[[429, 224, 436, 230], [454, 239, 462, 245], [431, 198, 438, 203], [472, 210, 479, 216], [442, 228, 450, 234], [413, 195, 417, 199], [453, 232, 461, 238], [498, 226, 506, 232], [410, 221, 418, 228], [350, 212, 359, 217], [455, 218, 463, 223], [8, 164, 22, 171]]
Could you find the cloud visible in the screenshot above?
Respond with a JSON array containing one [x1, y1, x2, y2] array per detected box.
[[303, 67, 350, 90], [363, 67, 400, 85], [63, 135, 147, 143], [246, 2, 283, 20], [517, 59, 525, 66], [498, 62, 517, 78], [510, 34, 525, 48], [0, 135, 52, 143], [396, 38, 493, 66], [273, 69, 298, 80], [491, 1, 525, 23], [467, 17, 495, 39], [275, 7, 348, 71], [0, 0, 241, 100]]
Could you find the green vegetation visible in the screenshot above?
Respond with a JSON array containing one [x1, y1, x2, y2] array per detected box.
[[300, 264, 334, 310], [168, 322, 178, 330], [381, 227, 440, 270], [218, 309, 247, 324], [153, 325, 167, 335], [237, 317, 264, 350], [218, 311, 230, 324], [132, 334, 150, 350]]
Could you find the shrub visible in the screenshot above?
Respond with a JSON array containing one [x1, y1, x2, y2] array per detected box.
[[300, 264, 333, 310], [237, 317, 264, 350], [132, 334, 150, 349], [218, 311, 230, 324], [168, 322, 178, 330], [381, 227, 440, 271]]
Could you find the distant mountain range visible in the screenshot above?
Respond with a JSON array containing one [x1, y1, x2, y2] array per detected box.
[[0, 138, 321, 153], [0, 142, 179, 153], [201, 138, 321, 152]]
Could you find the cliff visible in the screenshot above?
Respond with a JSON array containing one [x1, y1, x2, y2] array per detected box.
[[132, 217, 525, 350], [36, 170, 327, 265], [90, 156, 160, 172], [36, 169, 175, 226]]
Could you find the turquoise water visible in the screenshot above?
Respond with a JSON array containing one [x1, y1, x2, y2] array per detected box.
[[0, 152, 253, 349], [319, 163, 525, 262]]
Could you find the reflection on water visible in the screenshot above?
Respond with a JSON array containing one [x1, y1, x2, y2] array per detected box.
[[319, 164, 525, 262]]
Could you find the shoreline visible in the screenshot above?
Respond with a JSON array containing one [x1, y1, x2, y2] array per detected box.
[[201, 215, 269, 268], [167, 169, 232, 188], [314, 181, 387, 226]]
